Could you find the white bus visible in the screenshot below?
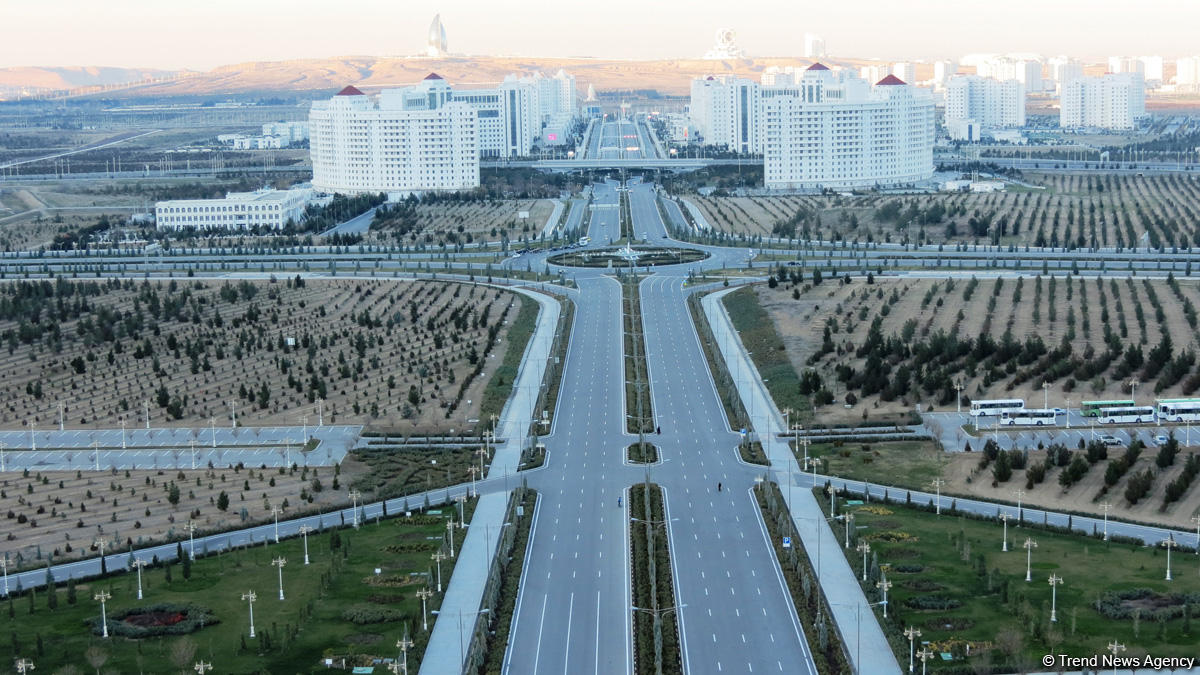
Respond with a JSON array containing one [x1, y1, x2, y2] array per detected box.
[[970, 399, 1026, 417], [1001, 409, 1059, 426], [1156, 399, 1200, 423], [1097, 406, 1157, 425]]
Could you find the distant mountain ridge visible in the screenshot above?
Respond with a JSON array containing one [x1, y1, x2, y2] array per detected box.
[[0, 56, 879, 99], [0, 65, 186, 92]]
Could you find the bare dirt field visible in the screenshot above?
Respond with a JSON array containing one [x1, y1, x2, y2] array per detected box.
[[692, 173, 1200, 250], [756, 275, 1200, 423], [0, 278, 524, 436]]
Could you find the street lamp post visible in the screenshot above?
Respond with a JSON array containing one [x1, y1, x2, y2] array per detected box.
[[349, 489, 362, 528], [272, 557, 287, 600], [1023, 537, 1038, 582], [842, 513, 854, 548], [1048, 574, 1063, 622], [999, 513, 1010, 552], [904, 626, 922, 673], [413, 587, 435, 632], [954, 380, 964, 414], [271, 506, 283, 544], [1013, 489, 1025, 522], [916, 647, 934, 675], [447, 519, 457, 558], [132, 558, 148, 600], [186, 521, 197, 560], [299, 525, 314, 564], [1107, 641, 1126, 675], [1162, 538, 1177, 580], [1, 554, 9, 597], [876, 574, 892, 618], [1100, 502, 1112, 541], [242, 591, 257, 637], [194, 661, 212, 674], [94, 590, 112, 638], [1193, 515, 1200, 556], [431, 551, 446, 593], [931, 478, 945, 515], [15, 658, 34, 674], [396, 634, 414, 675], [856, 541, 871, 582], [210, 417, 217, 448], [1128, 378, 1139, 404], [455, 494, 467, 528], [189, 439, 196, 470], [1066, 397, 1071, 429], [468, 465, 480, 498]]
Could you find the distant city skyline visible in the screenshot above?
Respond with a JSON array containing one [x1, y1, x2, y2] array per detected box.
[[2, 0, 1199, 70]]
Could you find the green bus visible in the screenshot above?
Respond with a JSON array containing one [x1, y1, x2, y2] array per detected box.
[[1081, 400, 1135, 417]]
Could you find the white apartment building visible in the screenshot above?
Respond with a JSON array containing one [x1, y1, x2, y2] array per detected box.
[[803, 34, 826, 58], [762, 68, 935, 190], [932, 60, 958, 89], [262, 121, 309, 143], [1138, 56, 1164, 87], [892, 62, 916, 85], [977, 57, 1043, 93], [859, 64, 890, 86], [762, 66, 801, 87], [1048, 57, 1084, 93], [309, 85, 479, 194], [945, 76, 1025, 131], [532, 69, 577, 120], [1059, 73, 1145, 130], [156, 187, 313, 231], [689, 75, 761, 153], [1177, 56, 1200, 91]]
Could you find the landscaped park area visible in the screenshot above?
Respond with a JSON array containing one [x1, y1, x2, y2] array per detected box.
[[688, 173, 1200, 249], [826, 489, 1200, 673], [0, 277, 529, 435], [0, 503, 470, 673]]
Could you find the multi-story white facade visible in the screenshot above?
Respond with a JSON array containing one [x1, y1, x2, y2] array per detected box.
[[859, 64, 890, 86], [532, 70, 577, 120], [892, 62, 916, 85], [945, 76, 1025, 130], [262, 121, 309, 143], [932, 60, 958, 89], [1048, 57, 1084, 93], [688, 75, 761, 153], [762, 66, 935, 190], [803, 34, 826, 58], [1059, 73, 1145, 130], [1138, 56, 1164, 87], [156, 187, 313, 231], [1177, 56, 1200, 91], [309, 85, 478, 195], [977, 57, 1043, 93]]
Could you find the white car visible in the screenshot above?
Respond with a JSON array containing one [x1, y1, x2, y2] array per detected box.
[[1153, 434, 1169, 445]]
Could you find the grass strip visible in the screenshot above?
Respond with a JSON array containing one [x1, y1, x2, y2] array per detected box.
[[479, 294, 538, 422], [624, 279, 654, 434], [474, 487, 538, 674], [630, 482, 682, 674], [627, 442, 660, 464], [721, 286, 812, 423]]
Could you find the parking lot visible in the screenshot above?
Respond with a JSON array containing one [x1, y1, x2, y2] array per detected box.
[[0, 424, 360, 471], [926, 411, 1196, 452]]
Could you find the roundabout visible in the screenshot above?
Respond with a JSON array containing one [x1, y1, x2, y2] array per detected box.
[[546, 244, 708, 268]]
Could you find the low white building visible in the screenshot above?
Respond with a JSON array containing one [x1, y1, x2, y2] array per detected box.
[[762, 68, 935, 190], [155, 187, 314, 231], [262, 121, 309, 143], [1060, 73, 1145, 130]]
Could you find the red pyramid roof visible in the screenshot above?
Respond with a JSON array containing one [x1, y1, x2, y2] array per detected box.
[[806, 62, 830, 71], [336, 85, 365, 96], [876, 74, 906, 86], [424, 72, 444, 80]]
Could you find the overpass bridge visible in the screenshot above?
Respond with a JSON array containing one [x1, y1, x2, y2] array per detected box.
[[481, 157, 748, 171]]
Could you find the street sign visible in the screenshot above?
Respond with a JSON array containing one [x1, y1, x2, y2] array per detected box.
[[782, 536, 792, 549]]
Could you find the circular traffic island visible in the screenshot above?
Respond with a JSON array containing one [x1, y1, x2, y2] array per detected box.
[[547, 246, 708, 268]]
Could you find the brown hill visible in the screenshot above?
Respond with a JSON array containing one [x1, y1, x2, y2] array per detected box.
[[0, 65, 184, 91], [95, 55, 883, 99]]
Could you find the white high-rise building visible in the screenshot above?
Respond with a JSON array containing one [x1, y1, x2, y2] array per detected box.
[[309, 85, 479, 195], [803, 34, 826, 58], [762, 66, 800, 87], [892, 62, 916, 84], [762, 66, 934, 190], [932, 60, 958, 89], [1048, 57, 1084, 93], [1060, 73, 1145, 130], [1177, 56, 1200, 91], [946, 76, 1025, 129], [977, 57, 1043, 93], [1138, 56, 1164, 87], [859, 64, 890, 86], [1108, 56, 1144, 76], [688, 75, 761, 153]]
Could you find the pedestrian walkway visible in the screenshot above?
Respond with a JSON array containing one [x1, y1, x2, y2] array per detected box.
[[419, 285, 561, 674], [703, 287, 903, 675]]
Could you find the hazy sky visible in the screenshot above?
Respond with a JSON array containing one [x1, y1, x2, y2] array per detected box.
[[3, 0, 1198, 70]]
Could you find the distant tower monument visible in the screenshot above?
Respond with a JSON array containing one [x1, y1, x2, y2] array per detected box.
[[586, 83, 597, 101], [427, 14, 449, 57], [704, 29, 745, 60]]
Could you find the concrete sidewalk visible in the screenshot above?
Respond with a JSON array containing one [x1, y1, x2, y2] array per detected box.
[[420, 286, 561, 674], [703, 287, 903, 675], [540, 199, 565, 239]]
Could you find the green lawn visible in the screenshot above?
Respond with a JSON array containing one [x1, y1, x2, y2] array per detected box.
[[798, 440, 948, 490], [830, 490, 1200, 672], [480, 294, 538, 423], [0, 508, 466, 673], [721, 287, 810, 420]]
